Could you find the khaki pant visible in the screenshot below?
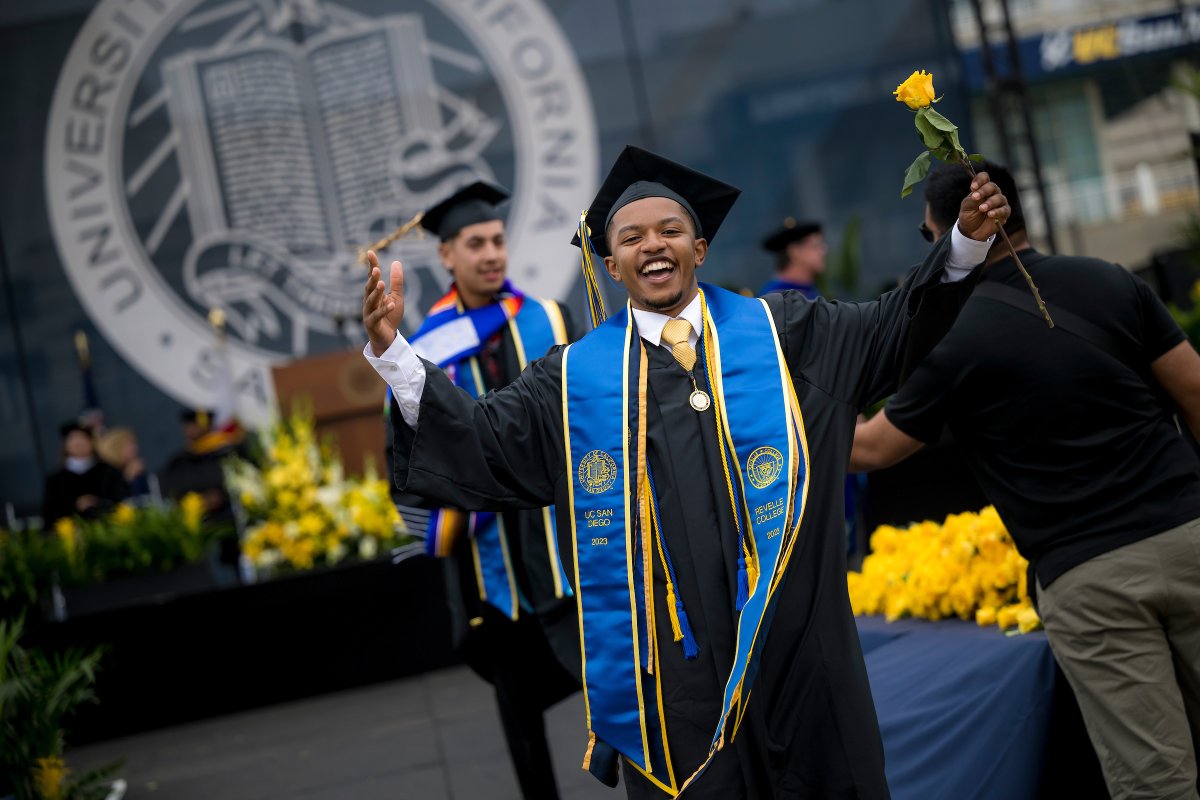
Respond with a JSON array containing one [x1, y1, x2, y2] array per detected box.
[[1038, 519, 1200, 800]]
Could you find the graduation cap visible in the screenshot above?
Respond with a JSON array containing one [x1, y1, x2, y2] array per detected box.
[[761, 218, 822, 253], [59, 420, 90, 439], [572, 146, 741, 326], [180, 408, 215, 428], [420, 181, 510, 242]]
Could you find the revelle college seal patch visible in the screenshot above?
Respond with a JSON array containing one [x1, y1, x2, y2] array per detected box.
[[746, 446, 784, 490], [579, 450, 618, 495], [45, 0, 597, 424]]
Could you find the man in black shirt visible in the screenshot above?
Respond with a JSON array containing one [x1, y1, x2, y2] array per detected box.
[[852, 162, 1200, 800]]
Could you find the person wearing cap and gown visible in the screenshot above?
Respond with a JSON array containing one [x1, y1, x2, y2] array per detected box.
[[389, 181, 581, 800], [363, 147, 1010, 798], [42, 421, 130, 523], [758, 220, 827, 299]]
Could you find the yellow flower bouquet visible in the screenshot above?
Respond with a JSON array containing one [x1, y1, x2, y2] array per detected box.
[[848, 506, 1041, 634], [223, 408, 409, 574]]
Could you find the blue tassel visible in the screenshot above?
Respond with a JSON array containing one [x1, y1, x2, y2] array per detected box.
[[736, 555, 749, 612], [676, 601, 700, 660]]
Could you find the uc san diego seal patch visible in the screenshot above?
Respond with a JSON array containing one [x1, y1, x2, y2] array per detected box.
[[578, 450, 618, 494], [746, 446, 784, 490]]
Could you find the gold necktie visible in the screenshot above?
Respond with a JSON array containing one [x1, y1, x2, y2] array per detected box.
[[661, 318, 696, 372]]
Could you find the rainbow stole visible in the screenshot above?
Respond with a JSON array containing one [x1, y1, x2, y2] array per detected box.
[[416, 291, 573, 619], [561, 285, 810, 796]]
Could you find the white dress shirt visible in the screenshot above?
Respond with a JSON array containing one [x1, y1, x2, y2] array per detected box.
[[366, 224, 992, 428]]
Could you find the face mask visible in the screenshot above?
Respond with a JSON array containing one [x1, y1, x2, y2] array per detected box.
[[64, 456, 95, 474]]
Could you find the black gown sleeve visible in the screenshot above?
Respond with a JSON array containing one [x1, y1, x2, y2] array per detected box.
[[391, 347, 567, 512], [765, 233, 977, 409]]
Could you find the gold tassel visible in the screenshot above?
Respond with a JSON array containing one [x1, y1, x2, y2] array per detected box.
[[356, 211, 425, 266], [578, 210, 608, 328], [665, 583, 684, 643]]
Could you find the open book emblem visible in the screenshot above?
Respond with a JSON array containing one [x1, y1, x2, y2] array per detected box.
[[45, 0, 598, 425]]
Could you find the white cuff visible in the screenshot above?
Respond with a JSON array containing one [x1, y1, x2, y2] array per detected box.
[[942, 223, 994, 283], [363, 334, 426, 428]]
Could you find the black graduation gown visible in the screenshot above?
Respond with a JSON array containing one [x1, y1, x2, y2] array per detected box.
[[391, 237, 965, 798], [42, 461, 130, 523], [403, 302, 582, 713]]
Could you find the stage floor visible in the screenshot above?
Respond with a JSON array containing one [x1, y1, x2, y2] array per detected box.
[[67, 665, 610, 800]]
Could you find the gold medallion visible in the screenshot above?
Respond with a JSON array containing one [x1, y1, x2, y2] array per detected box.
[[689, 390, 711, 412]]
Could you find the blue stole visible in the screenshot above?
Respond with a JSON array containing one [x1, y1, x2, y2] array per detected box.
[[561, 284, 810, 795], [415, 292, 573, 619]]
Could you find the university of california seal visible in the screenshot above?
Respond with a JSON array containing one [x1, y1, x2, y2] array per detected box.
[[45, 0, 597, 424]]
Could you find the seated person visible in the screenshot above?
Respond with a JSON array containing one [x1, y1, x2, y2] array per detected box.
[[42, 421, 130, 523], [97, 426, 152, 497]]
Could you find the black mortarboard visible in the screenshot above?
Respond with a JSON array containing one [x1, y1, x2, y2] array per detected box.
[[761, 218, 822, 253], [60, 420, 89, 438], [420, 181, 510, 241], [572, 146, 741, 258]]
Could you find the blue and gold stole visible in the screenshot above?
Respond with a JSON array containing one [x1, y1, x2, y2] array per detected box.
[[561, 284, 810, 796], [413, 283, 573, 618]]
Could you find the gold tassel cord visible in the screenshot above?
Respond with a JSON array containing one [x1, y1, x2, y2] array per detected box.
[[356, 211, 426, 267], [578, 210, 608, 328]]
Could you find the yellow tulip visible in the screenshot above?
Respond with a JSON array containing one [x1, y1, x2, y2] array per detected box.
[[112, 502, 137, 526], [34, 755, 68, 800], [893, 69, 937, 109], [180, 492, 205, 533]]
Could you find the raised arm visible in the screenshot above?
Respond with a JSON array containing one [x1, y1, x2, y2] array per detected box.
[[363, 249, 405, 357], [772, 172, 1009, 409], [361, 252, 565, 513]]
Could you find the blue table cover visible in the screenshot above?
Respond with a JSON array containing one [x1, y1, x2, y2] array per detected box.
[[856, 617, 1060, 800]]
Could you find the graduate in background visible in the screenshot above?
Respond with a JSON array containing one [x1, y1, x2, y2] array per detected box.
[[757, 218, 826, 299], [363, 147, 1009, 798], [391, 181, 580, 800]]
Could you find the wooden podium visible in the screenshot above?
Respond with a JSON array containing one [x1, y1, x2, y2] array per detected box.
[[272, 348, 388, 478]]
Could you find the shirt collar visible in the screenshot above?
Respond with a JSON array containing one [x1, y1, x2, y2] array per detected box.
[[629, 290, 703, 345]]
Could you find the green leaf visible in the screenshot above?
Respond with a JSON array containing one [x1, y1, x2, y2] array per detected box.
[[931, 146, 959, 164], [968, 153, 985, 163], [913, 110, 946, 151], [923, 108, 959, 133], [946, 127, 966, 159], [900, 151, 932, 199]]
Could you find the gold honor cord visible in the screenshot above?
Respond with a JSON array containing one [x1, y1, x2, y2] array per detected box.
[[578, 210, 608, 328], [355, 211, 425, 266], [698, 291, 760, 603]]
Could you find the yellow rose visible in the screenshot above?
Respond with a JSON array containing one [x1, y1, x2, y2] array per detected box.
[[996, 604, 1021, 630], [1017, 605, 1041, 634], [975, 606, 997, 627], [893, 69, 937, 109]]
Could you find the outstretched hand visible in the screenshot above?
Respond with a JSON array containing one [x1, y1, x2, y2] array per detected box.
[[362, 249, 405, 357], [956, 171, 1011, 241]]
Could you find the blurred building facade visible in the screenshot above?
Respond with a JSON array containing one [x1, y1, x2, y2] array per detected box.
[[950, 0, 1200, 267]]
